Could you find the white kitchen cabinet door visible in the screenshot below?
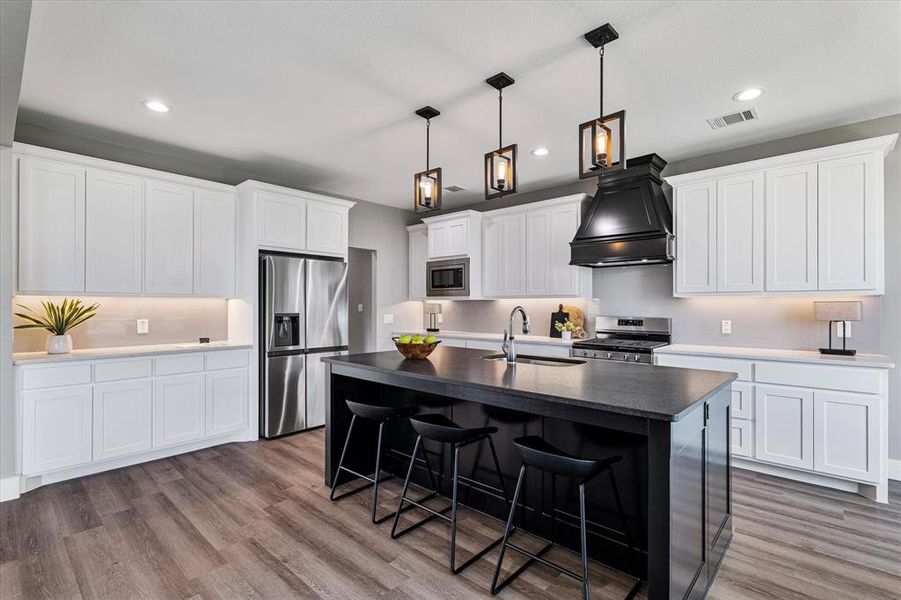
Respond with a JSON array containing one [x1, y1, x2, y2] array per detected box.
[[257, 190, 306, 251], [153, 373, 205, 448], [408, 226, 428, 300], [407, 227, 427, 300], [144, 180, 194, 294], [731, 419, 753, 458], [502, 214, 526, 296], [675, 181, 716, 294], [754, 384, 813, 470], [549, 204, 583, 296], [18, 158, 86, 293], [730, 381, 754, 420], [93, 379, 153, 461], [482, 216, 503, 297], [306, 199, 348, 256], [765, 164, 818, 291], [813, 391, 879, 482], [193, 189, 236, 296], [818, 153, 880, 291], [22, 385, 92, 475], [716, 172, 764, 293], [84, 170, 144, 293], [526, 210, 551, 296], [428, 220, 468, 258], [205, 368, 248, 437]]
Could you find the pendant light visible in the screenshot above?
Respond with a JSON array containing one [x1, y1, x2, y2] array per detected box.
[[484, 72, 518, 199], [413, 106, 442, 212], [579, 23, 626, 179]]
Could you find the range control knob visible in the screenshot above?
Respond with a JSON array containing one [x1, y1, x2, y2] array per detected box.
[[606, 352, 613, 359], [633, 354, 641, 362]]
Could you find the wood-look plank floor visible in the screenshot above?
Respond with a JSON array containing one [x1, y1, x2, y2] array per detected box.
[[1, 429, 899, 599]]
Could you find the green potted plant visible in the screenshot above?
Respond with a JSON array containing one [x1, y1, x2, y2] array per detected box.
[[14, 298, 99, 354]]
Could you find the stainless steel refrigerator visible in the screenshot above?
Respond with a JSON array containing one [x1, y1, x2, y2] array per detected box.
[[260, 253, 348, 438]]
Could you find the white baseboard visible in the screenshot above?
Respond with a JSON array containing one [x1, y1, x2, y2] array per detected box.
[[889, 459, 901, 482], [0, 476, 20, 502]]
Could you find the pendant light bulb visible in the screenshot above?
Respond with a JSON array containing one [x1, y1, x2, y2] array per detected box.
[[595, 129, 608, 166]]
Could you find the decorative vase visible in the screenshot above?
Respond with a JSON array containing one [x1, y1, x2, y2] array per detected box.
[[562, 331, 572, 341], [46, 334, 72, 354]]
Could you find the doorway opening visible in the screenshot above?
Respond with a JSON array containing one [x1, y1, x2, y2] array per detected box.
[[347, 247, 377, 353]]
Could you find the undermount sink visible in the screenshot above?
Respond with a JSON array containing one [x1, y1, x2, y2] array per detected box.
[[482, 353, 586, 367]]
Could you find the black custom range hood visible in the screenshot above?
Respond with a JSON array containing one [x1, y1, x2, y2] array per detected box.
[[570, 153, 674, 267]]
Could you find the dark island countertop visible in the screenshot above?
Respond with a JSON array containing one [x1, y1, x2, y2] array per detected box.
[[323, 346, 735, 422]]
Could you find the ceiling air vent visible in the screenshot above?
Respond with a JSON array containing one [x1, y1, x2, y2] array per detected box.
[[706, 108, 758, 129], [444, 185, 466, 193]]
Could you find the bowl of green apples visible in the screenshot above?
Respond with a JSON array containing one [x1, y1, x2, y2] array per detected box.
[[392, 333, 441, 359]]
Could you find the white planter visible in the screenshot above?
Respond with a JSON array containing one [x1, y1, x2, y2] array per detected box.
[[46, 335, 72, 354], [561, 331, 572, 341]]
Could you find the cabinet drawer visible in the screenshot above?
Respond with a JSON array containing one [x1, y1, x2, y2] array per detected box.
[[94, 358, 153, 382], [205, 349, 249, 371], [731, 381, 754, 420], [755, 361, 882, 394], [655, 354, 753, 381], [731, 419, 753, 458], [154, 353, 204, 375], [21, 363, 92, 390]]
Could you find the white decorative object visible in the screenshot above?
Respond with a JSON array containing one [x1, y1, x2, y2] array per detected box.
[[561, 331, 572, 341], [45, 335, 72, 355]]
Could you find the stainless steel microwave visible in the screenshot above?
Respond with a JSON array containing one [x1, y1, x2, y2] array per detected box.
[[427, 257, 470, 297]]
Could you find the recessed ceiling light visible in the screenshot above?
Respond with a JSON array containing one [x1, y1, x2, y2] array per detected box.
[[531, 147, 549, 156], [732, 87, 764, 102], [143, 100, 170, 113]]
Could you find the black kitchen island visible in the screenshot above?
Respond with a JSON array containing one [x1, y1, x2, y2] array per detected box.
[[322, 347, 735, 599]]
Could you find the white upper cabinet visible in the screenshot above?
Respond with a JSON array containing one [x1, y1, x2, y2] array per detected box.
[[18, 158, 86, 293], [765, 164, 818, 291], [427, 214, 473, 258], [257, 190, 307, 251], [85, 170, 144, 294], [193, 189, 236, 296], [407, 224, 428, 300], [481, 195, 590, 299], [817, 153, 880, 291], [716, 172, 764, 293], [144, 180, 194, 295], [306, 199, 349, 256], [675, 181, 717, 294], [668, 135, 894, 297]]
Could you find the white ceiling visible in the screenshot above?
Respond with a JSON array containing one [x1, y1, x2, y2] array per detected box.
[[17, 1, 901, 209]]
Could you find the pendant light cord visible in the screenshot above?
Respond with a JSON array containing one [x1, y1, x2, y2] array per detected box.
[[498, 88, 503, 148], [426, 118, 430, 170], [598, 45, 605, 117]]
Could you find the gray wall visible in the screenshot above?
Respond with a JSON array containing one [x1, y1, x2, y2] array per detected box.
[[12, 296, 229, 352], [347, 247, 376, 354]]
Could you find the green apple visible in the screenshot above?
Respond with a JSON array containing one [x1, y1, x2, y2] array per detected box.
[[424, 335, 438, 344], [397, 334, 413, 344], [410, 335, 424, 344]]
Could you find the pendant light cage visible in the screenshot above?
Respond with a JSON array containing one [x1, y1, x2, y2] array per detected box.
[[484, 72, 518, 199], [414, 106, 442, 212], [579, 24, 626, 179]]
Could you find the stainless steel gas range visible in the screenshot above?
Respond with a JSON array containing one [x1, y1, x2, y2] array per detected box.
[[571, 316, 671, 364]]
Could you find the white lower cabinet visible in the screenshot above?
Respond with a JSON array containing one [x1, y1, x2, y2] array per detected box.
[[754, 384, 814, 470], [153, 373, 206, 448], [730, 381, 754, 420], [22, 385, 93, 475], [205, 369, 248, 437], [93, 379, 153, 460], [813, 391, 879, 482], [731, 419, 753, 458]]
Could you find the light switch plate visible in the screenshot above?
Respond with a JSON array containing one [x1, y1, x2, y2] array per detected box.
[[357, 304, 364, 313], [721, 320, 732, 335], [437, 314, 443, 324], [383, 313, 394, 324], [136, 319, 149, 334]]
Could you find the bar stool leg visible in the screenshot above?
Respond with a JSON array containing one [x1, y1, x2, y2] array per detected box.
[[391, 434, 422, 538], [490, 464, 526, 595], [329, 414, 357, 501], [579, 481, 590, 600], [449, 444, 461, 571], [369, 421, 385, 523], [487, 436, 510, 509]]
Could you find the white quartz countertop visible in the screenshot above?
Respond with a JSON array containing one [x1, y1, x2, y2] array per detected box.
[[13, 341, 253, 365], [654, 344, 895, 369], [393, 330, 577, 347]]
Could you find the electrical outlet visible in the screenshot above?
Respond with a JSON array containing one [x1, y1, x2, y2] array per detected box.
[[721, 320, 732, 335], [437, 314, 443, 324], [836, 321, 851, 338], [357, 304, 364, 313], [136, 319, 149, 334], [383, 313, 394, 324]]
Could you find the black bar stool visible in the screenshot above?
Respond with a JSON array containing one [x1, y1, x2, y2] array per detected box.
[[391, 413, 510, 574], [490, 435, 638, 600], [330, 399, 421, 524]]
